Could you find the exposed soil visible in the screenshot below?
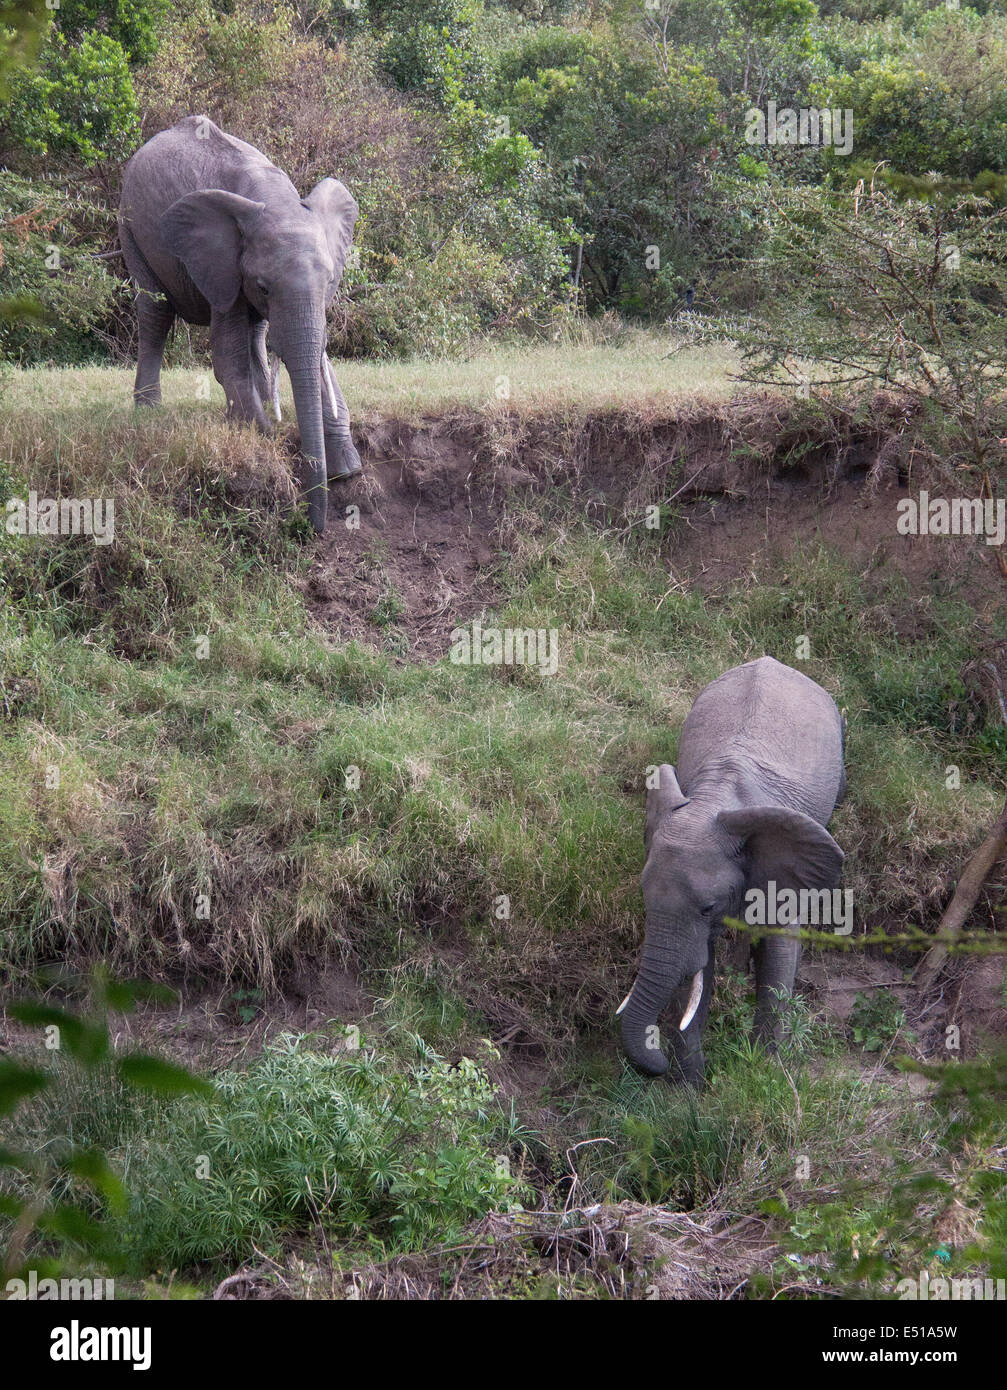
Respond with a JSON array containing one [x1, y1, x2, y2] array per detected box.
[[298, 421, 501, 658], [7, 395, 1004, 1300], [299, 397, 1007, 658], [283, 394, 1007, 1084]]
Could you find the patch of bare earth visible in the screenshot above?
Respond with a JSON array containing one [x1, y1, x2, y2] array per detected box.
[[297, 395, 1007, 658], [298, 422, 500, 659], [285, 394, 1006, 1088]]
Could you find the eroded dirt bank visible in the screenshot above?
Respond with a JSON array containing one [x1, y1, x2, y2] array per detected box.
[[4, 389, 1006, 1299], [301, 393, 1005, 656]]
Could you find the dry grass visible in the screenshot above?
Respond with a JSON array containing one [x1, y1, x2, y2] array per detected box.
[[0, 332, 740, 418], [214, 1202, 780, 1301]]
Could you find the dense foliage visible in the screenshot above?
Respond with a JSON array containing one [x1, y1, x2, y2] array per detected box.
[[1, 0, 1007, 351], [0, 0, 1005, 360]]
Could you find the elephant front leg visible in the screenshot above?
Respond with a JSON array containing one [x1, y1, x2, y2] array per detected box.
[[320, 355, 362, 480], [752, 927, 802, 1050], [209, 307, 270, 432], [668, 940, 716, 1087], [248, 318, 277, 430]]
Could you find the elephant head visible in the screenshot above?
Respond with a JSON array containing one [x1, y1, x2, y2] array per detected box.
[[619, 763, 844, 1076], [162, 178, 358, 532]]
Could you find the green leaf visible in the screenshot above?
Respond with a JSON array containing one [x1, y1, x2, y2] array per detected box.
[[0, 1059, 48, 1116], [36, 1201, 109, 1250], [100, 977, 177, 1011], [9, 1003, 108, 1064], [117, 1053, 214, 1097], [66, 1147, 127, 1212]]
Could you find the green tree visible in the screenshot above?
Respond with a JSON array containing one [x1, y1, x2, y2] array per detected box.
[[1, 28, 139, 165], [53, 0, 169, 64], [713, 183, 1007, 481], [493, 27, 727, 311]]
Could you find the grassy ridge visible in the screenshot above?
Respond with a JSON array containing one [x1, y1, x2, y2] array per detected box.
[[2, 358, 1005, 1294], [1, 360, 1002, 1003]]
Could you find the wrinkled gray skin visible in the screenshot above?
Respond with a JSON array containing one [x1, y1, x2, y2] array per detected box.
[[118, 115, 360, 532], [620, 657, 846, 1085]]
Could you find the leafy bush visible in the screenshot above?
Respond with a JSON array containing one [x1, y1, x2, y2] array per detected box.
[[705, 182, 1007, 481], [0, 172, 120, 364], [848, 990, 914, 1052], [825, 60, 967, 175], [0, 28, 139, 166], [490, 26, 730, 313], [820, 11, 1007, 179], [119, 1032, 525, 1267], [54, 0, 170, 65]]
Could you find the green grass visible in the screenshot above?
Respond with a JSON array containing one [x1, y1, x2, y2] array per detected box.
[[2, 364, 1005, 1295], [1, 332, 740, 418], [0, 375, 1002, 1001]]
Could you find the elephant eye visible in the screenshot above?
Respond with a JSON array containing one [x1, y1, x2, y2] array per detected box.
[[256, 279, 269, 294], [702, 903, 717, 916]]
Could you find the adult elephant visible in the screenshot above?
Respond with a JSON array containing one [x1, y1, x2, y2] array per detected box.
[[118, 115, 361, 532], [618, 657, 846, 1086]]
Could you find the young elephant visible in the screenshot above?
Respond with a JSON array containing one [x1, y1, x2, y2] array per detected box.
[[618, 656, 846, 1084], [118, 116, 361, 533]]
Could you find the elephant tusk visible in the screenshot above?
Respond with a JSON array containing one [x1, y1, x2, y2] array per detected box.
[[323, 355, 342, 424], [679, 971, 704, 1031], [270, 356, 282, 421], [615, 992, 632, 1016]]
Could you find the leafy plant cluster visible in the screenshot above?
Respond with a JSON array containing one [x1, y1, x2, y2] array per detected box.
[[10, 0, 1007, 358], [0, 970, 211, 1284], [93, 1030, 525, 1270]]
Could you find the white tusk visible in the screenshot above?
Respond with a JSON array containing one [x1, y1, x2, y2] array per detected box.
[[615, 992, 632, 1016], [271, 358, 282, 421], [678, 971, 704, 1031], [323, 355, 341, 423]]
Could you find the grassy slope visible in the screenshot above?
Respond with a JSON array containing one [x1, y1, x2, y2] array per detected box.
[[1, 348, 1004, 1294]]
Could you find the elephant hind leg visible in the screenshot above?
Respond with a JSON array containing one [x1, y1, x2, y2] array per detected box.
[[134, 293, 174, 407]]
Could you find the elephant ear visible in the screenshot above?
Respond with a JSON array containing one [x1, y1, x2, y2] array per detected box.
[[303, 178, 359, 299], [161, 190, 265, 313], [645, 763, 689, 853], [716, 806, 844, 890]]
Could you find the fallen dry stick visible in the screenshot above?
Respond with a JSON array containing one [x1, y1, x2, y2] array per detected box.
[[913, 793, 1007, 993]]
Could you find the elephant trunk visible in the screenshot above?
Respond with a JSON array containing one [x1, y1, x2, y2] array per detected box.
[[273, 299, 328, 533], [619, 915, 705, 1076]]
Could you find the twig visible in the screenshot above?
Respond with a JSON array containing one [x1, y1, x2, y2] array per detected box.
[[914, 794, 1007, 992]]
